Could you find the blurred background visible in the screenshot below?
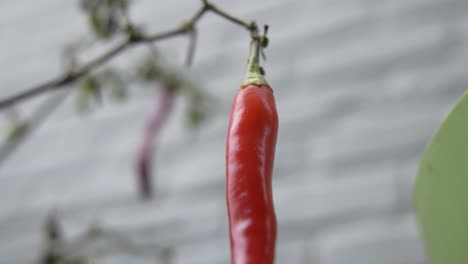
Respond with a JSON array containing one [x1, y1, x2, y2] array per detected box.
[[2, 0, 468, 263]]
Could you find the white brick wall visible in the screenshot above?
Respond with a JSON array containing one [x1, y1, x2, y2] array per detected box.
[[2, 0, 468, 263]]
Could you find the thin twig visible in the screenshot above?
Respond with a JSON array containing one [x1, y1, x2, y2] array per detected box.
[[188, 4, 209, 26], [138, 26, 187, 43], [0, 1, 254, 110], [185, 29, 197, 67], [76, 39, 130, 76], [0, 76, 71, 110], [204, 2, 255, 30], [0, 90, 70, 168]]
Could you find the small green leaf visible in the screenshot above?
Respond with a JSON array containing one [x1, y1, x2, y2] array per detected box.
[[185, 90, 211, 128], [88, 12, 108, 38], [76, 77, 102, 113], [5, 122, 27, 142], [87, 11, 117, 39], [94, 68, 128, 102], [110, 84, 127, 101], [80, 77, 101, 102], [261, 36, 269, 48], [135, 57, 161, 82], [187, 107, 205, 127]]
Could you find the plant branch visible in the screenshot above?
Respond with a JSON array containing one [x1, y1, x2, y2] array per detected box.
[[0, 90, 70, 168], [0, 1, 256, 110], [185, 29, 197, 67], [77, 39, 130, 76], [204, 1, 255, 30]]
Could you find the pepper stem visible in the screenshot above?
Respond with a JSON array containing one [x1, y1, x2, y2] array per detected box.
[[241, 38, 269, 88]]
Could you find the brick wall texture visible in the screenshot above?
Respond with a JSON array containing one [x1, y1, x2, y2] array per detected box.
[[2, 0, 468, 263]]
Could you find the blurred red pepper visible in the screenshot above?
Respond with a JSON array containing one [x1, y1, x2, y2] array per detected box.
[[136, 85, 174, 199], [226, 37, 278, 263]]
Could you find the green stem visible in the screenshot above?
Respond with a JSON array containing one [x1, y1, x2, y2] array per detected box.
[[241, 39, 268, 88]]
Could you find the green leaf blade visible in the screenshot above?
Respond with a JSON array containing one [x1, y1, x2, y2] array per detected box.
[[415, 90, 468, 264]]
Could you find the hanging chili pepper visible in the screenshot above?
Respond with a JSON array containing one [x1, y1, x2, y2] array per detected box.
[[135, 84, 175, 199], [226, 36, 278, 264]]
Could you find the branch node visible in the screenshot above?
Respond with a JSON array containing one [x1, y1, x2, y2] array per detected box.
[[128, 29, 144, 43], [180, 20, 194, 33], [248, 21, 257, 32], [202, 0, 212, 9]]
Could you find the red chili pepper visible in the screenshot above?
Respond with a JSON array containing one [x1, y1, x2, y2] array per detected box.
[[135, 85, 174, 199], [226, 38, 278, 264]]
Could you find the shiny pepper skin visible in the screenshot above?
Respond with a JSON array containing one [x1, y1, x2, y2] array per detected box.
[[226, 83, 278, 264]]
